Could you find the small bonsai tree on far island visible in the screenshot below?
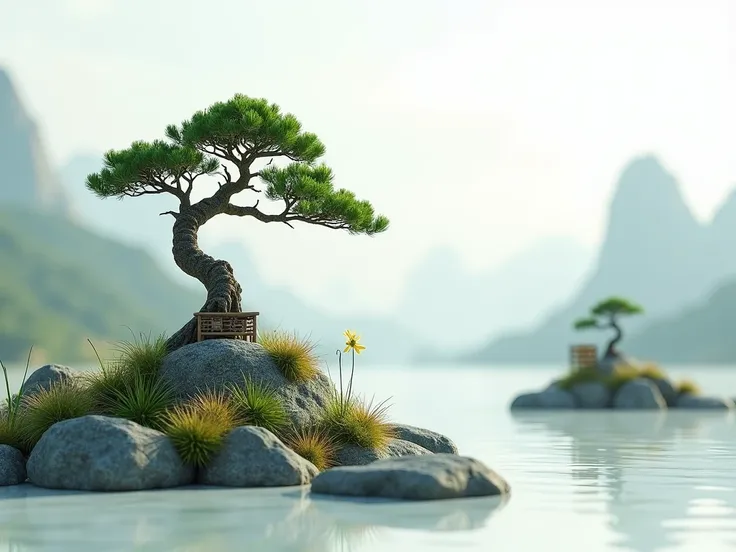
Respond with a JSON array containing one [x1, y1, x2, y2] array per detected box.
[[86, 95, 389, 352], [573, 297, 643, 358]]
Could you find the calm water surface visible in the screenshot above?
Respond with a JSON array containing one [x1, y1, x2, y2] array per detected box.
[[1, 364, 735, 552]]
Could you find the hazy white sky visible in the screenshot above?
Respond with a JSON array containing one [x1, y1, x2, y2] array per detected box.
[[0, 0, 733, 311]]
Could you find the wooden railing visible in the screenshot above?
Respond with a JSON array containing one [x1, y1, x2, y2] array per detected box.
[[569, 344, 598, 370], [194, 312, 259, 343]]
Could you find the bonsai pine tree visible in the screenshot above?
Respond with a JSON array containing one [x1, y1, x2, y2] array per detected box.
[[573, 297, 643, 358], [86, 95, 389, 352]]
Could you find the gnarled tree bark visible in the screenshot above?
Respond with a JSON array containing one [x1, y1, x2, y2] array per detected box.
[[165, 198, 243, 352], [603, 318, 623, 358]]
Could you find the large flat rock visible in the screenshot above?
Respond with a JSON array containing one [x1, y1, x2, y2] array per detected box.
[[160, 340, 333, 429], [311, 454, 510, 500], [27, 415, 194, 491], [199, 426, 318, 487]]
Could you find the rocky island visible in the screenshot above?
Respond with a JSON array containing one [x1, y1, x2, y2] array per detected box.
[[0, 93, 510, 501], [511, 297, 734, 411]]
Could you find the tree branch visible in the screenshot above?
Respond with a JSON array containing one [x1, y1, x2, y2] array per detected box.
[[159, 210, 179, 218], [222, 201, 351, 231]]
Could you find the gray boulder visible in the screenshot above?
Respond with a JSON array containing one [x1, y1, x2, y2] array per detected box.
[[613, 379, 666, 409], [676, 395, 734, 410], [598, 352, 636, 377], [311, 454, 510, 500], [199, 426, 318, 487], [510, 388, 577, 409], [391, 424, 458, 454], [160, 340, 333, 429], [0, 445, 26, 486], [647, 377, 678, 407], [20, 364, 80, 397], [570, 381, 611, 409], [27, 415, 194, 491], [335, 439, 431, 467]]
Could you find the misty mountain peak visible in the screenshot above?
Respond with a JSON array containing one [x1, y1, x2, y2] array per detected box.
[[609, 154, 691, 217], [710, 186, 736, 232], [0, 66, 71, 215]]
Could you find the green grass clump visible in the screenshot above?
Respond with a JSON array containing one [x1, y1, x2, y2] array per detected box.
[[114, 332, 169, 380], [636, 362, 667, 381], [163, 406, 226, 467], [258, 330, 320, 383], [558, 361, 672, 393], [99, 374, 176, 430], [228, 378, 288, 435], [163, 390, 243, 467], [605, 363, 642, 392], [675, 379, 701, 396], [85, 334, 170, 415], [283, 426, 337, 471], [0, 350, 32, 453], [21, 381, 94, 447], [0, 417, 27, 453], [319, 394, 395, 451], [188, 390, 243, 429], [556, 366, 601, 390]]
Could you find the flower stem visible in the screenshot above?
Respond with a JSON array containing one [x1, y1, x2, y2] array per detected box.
[[336, 349, 344, 404], [346, 349, 356, 404]]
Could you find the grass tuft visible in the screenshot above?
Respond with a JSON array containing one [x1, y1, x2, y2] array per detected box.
[[283, 426, 337, 471], [0, 417, 27, 454], [163, 406, 226, 467], [0, 348, 32, 453], [675, 378, 701, 396], [113, 332, 169, 380], [187, 390, 243, 429], [21, 381, 94, 447], [163, 391, 243, 467], [258, 330, 320, 383], [100, 374, 176, 430], [556, 366, 601, 390], [85, 333, 169, 413], [228, 378, 288, 436], [319, 394, 395, 451], [558, 361, 673, 393], [605, 363, 642, 392], [636, 362, 667, 381]]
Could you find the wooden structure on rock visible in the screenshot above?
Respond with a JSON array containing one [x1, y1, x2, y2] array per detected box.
[[194, 311, 259, 343], [569, 344, 598, 370]]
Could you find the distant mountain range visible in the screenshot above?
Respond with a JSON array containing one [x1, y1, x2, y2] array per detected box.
[[3, 64, 736, 365], [0, 207, 202, 364], [465, 156, 736, 364]]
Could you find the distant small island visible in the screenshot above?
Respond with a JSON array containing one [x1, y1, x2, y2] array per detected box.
[[510, 296, 735, 411]]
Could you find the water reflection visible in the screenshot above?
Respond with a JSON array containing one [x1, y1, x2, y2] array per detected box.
[[511, 411, 736, 551], [0, 481, 507, 551]]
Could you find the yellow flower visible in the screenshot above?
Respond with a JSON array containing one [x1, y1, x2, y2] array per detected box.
[[343, 330, 366, 354]]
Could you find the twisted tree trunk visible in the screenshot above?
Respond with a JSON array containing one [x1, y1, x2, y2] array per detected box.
[[165, 198, 243, 352], [603, 317, 623, 358]]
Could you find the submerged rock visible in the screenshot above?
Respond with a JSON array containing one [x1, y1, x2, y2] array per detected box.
[[27, 415, 194, 491], [510, 389, 577, 409], [391, 424, 458, 454], [0, 445, 26, 486], [199, 426, 318, 487], [613, 379, 666, 409], [160, 340, 333, 429], [335, 439, 431, 467], [675, 395, 734, 410], [311, 454, 510, 500], [570, 381, 611, 409]]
